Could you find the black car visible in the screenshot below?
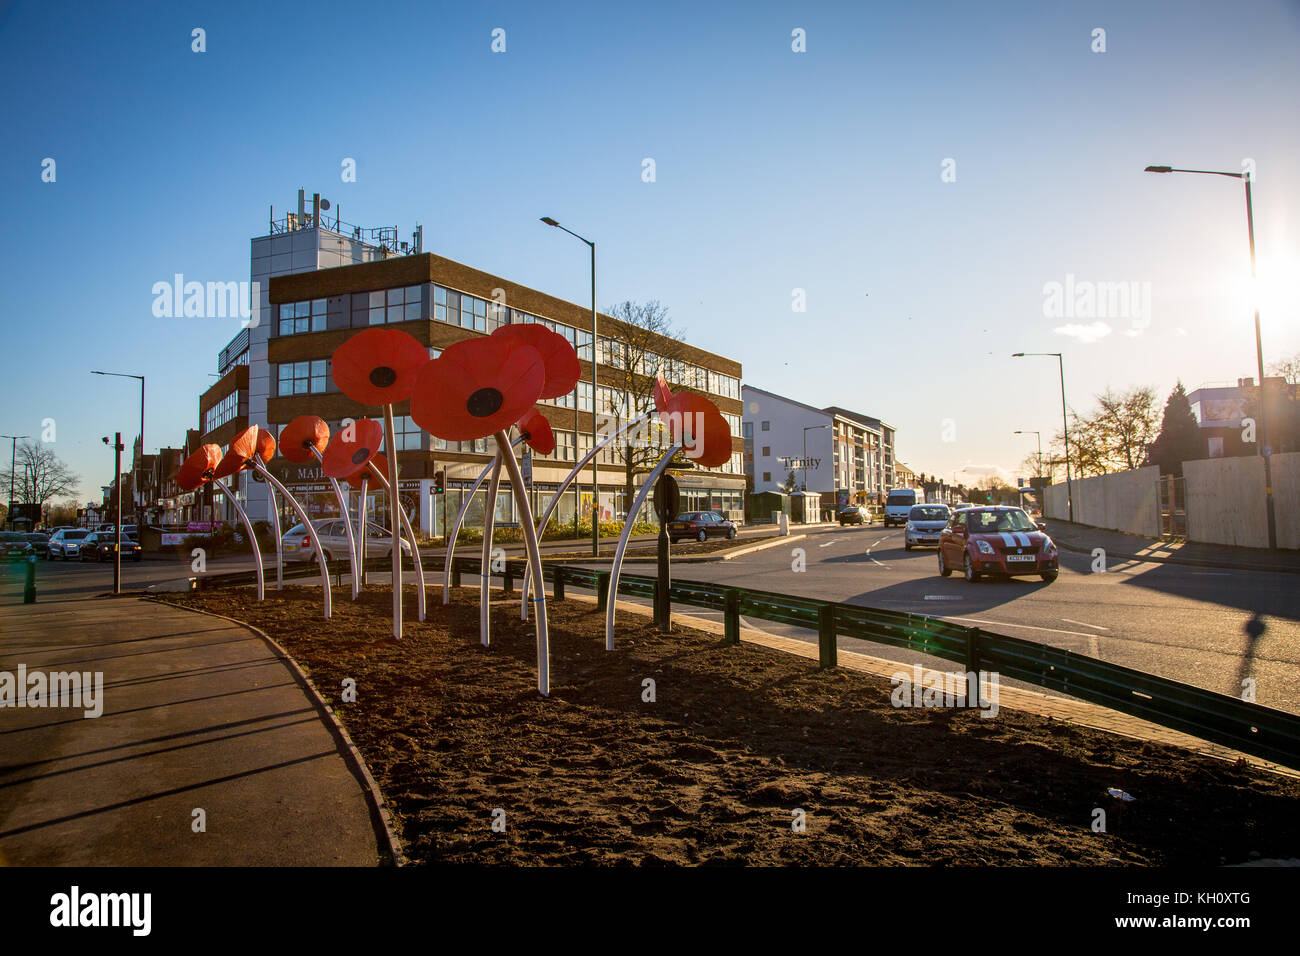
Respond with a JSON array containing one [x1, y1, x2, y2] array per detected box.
[[837, 505, 868, 525], [80, 532, 142, 562], [24, 533, 49, 558], [0, 532, 34, 562], [667, 512, 738, 543]]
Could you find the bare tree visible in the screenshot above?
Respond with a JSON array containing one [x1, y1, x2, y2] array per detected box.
[[0, 441, 80, 512], [1093, 386, 1160, 470], [1269, 352, 1300, 385], [599, 300, 693, 507]]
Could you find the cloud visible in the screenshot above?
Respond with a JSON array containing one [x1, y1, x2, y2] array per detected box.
[[1053, 321, 1112, 343]]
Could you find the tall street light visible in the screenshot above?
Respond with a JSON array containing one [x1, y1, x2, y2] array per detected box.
[[1013, 353, 1073, 522], [1144, 163, 1275, 548], [3, 434, 31, 530], [1014, 429, 1043, 476], [92, 370, 145, 535], [540, 217, 600, 556]]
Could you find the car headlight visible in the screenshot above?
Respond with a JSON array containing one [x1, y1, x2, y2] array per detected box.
[[976, 539, 995, 555], [906, 523, 915, 532], [1041, 537, 1057, 554]]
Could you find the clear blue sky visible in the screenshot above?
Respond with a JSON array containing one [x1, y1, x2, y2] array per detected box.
[[3, 0, 1298, 499]]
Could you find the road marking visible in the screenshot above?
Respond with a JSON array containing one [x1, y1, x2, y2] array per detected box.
[[943, 615, 1103, 639], [866, 534, 895, 568], [818, 541, 836, 548], [1061, 618, 1109, 631], [924, 595, 962, 601]]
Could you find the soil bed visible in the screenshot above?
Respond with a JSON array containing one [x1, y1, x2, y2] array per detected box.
[[158, 585, 1300, 865]]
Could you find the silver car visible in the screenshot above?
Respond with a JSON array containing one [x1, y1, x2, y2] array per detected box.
[[280, 518, 412, 564], [48, 528, 91, 560], [904, 504, 951, 550]]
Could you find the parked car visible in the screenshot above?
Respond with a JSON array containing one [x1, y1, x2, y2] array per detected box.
[[938, 506, 1058, 583], [904, 504, 950, 550], [79, 532, 141, 562], [1, 532, 34, 562], [23, 532, 49, 558], [667, 512, 737, 543], [837, 505, 868, 526], [281, 519, 413, 564], [48, 528, 91, 560], [883, 489, 919, 527]]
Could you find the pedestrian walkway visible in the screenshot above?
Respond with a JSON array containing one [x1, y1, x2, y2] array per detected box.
[[1047, 520, 1300, 574], [0, 595, 390, 865]]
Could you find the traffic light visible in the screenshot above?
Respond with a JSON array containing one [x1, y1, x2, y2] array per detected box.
[[986, 491, 993, 503], [433, 469, 446, 495]]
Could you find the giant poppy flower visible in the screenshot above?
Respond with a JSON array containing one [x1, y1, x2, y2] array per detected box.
[[346, 452, 387, 490], [410, 335, 545, 441], [518, 408, 556, 456], [491, 323, 581, 399], [660, 392, 732, 468], [321, 418, 385, 480], [331, 328, 431, 406], [177, 444, 223, 491], [279, 415, 329, 463], [212, 426, 259, 480]]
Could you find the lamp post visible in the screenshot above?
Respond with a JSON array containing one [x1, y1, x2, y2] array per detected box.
[[540, 216, 599, 556], [1144, 164, 1275, 548], [2, 434, 30, 530], [1012, 353, 1073, 522], [92, 371, 145, 536], [1014, 429, 1043, 476]]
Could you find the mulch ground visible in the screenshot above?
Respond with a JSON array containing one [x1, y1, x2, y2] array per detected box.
[[158, 585, 1300, 866]]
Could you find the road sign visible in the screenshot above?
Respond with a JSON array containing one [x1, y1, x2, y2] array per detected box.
[[653, 474, 680, 523]]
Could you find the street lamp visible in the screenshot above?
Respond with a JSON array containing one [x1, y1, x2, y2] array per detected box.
[[1014, 429, 1043, 477], [2, 434, 30, 530], [92, 371, 145, 535], [1012, 353, 1073, 522], [1144, 163, 1275, 548], [540, 216, 599, 556]]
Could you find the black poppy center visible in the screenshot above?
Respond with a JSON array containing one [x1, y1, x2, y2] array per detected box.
[[352, 448, 371, 465], [466, 387, 504, 417], [369, 366, 397, 388]]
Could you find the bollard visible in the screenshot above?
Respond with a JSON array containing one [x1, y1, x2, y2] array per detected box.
[[817, 603, 837, 669], [965, 626, 982, 710], [451, 562, 461, 589], [503, 563, 514, 595], [723, 588, 740, 646], [23, 557, 36, 604], [596, 571, 611, 611], [553, 566, 565, 601]]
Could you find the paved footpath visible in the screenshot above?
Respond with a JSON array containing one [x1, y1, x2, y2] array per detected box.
[[0, 594, 387, 865]]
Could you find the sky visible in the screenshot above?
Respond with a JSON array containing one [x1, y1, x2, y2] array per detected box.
[[2, 0, 1298, 500]]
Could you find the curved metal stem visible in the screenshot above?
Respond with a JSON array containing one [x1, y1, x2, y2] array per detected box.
[[213, 477, 263, 601], [266, 482, 283, 590], [382, 406, 402, 639], [355, 477, 368, 591], [479, 455, 503, 647], [250, 461, 331, 618], [441, 436, 525, 603], [363, 462, 426, 623], [310, 447, 360, 600], [605, 444, 680, 650], [521, 409, 655, 620], [496, 431, 549, 696]]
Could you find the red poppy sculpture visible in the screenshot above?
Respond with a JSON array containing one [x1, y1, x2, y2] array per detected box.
[[179, 440, 266, 602], [331, 330, 433, 639], [278, 415, 361, 600], [604, 380, 734, 648], [320, 419, 426, 621], [410, 332, 568, 695], [517, 408, 556, 457]]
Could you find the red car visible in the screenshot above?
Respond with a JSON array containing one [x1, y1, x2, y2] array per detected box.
[[937, 506, 1058, 583], [668, 511, 737, 544]]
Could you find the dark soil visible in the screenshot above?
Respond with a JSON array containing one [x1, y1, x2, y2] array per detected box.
[[158, 585, 1300, 866]]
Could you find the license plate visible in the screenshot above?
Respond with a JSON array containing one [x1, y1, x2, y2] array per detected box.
[[1006, 554, 1035, 563], [285, 545, 297, 552]]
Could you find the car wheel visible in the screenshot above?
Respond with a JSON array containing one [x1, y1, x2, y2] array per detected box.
[[964, 553, 981, 582], [696, 530, 707, 543], [905, 542, 912, 551], [938, 550, 951, 577], [726, 528, 736, 539], [1040, 570, 1058, 583]]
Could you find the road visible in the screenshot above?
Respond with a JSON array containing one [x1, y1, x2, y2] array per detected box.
[[5, 520, 1297, 714]]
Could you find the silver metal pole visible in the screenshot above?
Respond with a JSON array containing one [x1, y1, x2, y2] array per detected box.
[[363, 461, 426, 622], [310, 447, 360, 600], [441, 437, 525, 603], [213, 478, 264, 601], [249, 461, 331, 618], [479, 456, 503, 647], [496, 431, 549, 696]]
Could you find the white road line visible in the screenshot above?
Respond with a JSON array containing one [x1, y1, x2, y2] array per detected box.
[[924, 595, 962, 601], [865, 535, 895, 568], [1061, 618, 1109, 631], [818, 541, 835, 548], [943, 615, 1103, 639]]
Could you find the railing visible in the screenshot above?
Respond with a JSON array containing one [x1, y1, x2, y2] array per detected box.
[[193, 555, 1300, 770]]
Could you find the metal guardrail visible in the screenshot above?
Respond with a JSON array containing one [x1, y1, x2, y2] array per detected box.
[[192, 554, 1300, 770]]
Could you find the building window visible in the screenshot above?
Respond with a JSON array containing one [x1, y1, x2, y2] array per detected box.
[[761, 421, 770, 432], [577, 381, 594, 413], [203, 391, 241, 434], [355, 285, 424, 326], [278, 299, 327, 335], [556, 430, 576, 462], [762, 472, 771, 483], [276, 360, 330, 396], [761, 446, 770, 457], [723, 412, 741, 437], [460, 293, 487, 331], [742, 422, 753, 438], [391, 415, 423, 452]]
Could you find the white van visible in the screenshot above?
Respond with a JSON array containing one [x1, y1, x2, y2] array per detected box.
[[883, 489, 919, 527]]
